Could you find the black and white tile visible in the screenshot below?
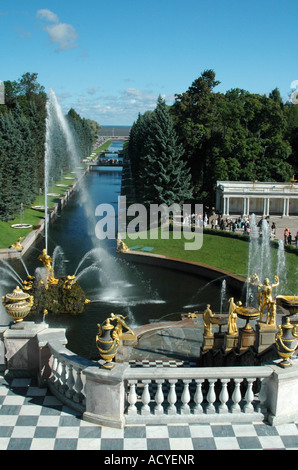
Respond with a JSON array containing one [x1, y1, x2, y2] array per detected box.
[[1, 374, 298, 450]]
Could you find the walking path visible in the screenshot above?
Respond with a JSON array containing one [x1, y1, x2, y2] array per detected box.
[[1, 374, 298, 451]]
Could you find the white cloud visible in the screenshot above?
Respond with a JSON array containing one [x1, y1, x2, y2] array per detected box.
[[56, 85, 175, 125], [63, 87, 175, 124], [44, 23, 78, 51], [36, 9, 59, 24], [36, 9, 78, 52]]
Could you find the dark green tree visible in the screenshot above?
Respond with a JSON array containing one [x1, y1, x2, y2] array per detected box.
[[129, 96, 192, 208]]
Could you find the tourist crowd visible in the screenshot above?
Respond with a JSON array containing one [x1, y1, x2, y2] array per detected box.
[[182, 213, 298, 248]]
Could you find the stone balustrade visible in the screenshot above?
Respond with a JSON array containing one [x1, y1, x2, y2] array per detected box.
[[124, 366, 272, 425], [2, 322, 298, 429], [46, 340, 93, 414]]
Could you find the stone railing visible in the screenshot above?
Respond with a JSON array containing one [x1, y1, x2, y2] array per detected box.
[[124, 366, 272, 425], [45, 340, 93, 414], [2, 322, 298, 429]]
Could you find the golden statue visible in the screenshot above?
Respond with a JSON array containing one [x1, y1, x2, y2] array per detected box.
[[63, 275, 76, 290], [227, 298, 238, 335], [109, 312, 137, 341], [10, 237, 24, 252], [116, 239, 130, 253], [258, 275, 279, 325], [22, 275, 35, 291], [187, 311, 198, 318], [38, 249, 58, 288], [248, 274, 279, 325], [203, 304, 220, 337]]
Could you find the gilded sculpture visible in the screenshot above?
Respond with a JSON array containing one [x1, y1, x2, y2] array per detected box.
[[249, 274, 279, 326], [38, 249, 59, 288], [227, 298, 238, 335], [116, 239, 130, 253], [96, 313, 136, 369], [10, 237, 24, 252], [203, 304, 221, 337]]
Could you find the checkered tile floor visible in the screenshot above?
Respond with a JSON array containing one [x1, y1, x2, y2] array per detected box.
[[1, 374, 298, 450]]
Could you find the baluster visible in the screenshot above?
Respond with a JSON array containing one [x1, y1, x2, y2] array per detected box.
[[231, 378, 242, 413], [257, 377, 268, 413], [50, 353, 58, 384], [167, 379, 178, 415], [206, 379, 217, 413], [141, 380, 151, 415], [55, 357, 62, 389], [181, 380, 191, 414], [154, 380, 164, 415], [193, 379, 204, 414], [65, 364, 75, 399], [59, 360, 68, 394], [218, 379, 229, 414], [73, 368, 84, 403], [127, 380, 138, 415], [243, 378, 255, 413]]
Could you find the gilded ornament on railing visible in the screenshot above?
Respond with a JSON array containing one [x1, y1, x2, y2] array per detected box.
[[2, 286, 34, 322], [275, 317, 298, 368], [96, 313, 136, 369], [96, 318, 120, 369]]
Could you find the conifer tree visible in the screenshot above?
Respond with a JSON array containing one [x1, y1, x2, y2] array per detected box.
[[137, 96, 192, 207]]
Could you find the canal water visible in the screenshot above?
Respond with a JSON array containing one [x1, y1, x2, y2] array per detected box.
[[17, 141, 230, 359]]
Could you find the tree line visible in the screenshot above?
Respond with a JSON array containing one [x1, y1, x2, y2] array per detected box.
[[0, 73, 100, 221], [127, 70, 298, 209]]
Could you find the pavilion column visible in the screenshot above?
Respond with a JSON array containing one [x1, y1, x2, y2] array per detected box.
[[226, 197, 230, 216], [282, 198, 289, 216], [246, 198, 250, 216], [242, 198, 246, 216], [223, 196, 230, 216], [263, 198, 270, 216]]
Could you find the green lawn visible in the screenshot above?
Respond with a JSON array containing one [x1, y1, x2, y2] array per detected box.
[[123, 229, 297, 294], [0, 173, 79, 249], [0, 140, 112, 250]]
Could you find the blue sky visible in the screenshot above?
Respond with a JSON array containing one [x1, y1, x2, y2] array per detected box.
[[1, 0, 298, 125]]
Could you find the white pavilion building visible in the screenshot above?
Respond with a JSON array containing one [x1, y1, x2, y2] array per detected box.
[[216, 180, 298, 217]]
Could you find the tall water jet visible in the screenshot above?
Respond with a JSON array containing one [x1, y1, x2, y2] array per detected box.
[[220, 279, 227, 314], [246, 214, 275, 305], [52, 245, 66, 278], [44, 96, 52, 252], [277, 239, 287, 293]]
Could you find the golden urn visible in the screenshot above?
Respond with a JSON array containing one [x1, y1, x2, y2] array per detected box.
[[275, 317, 298, 368], [96, 318, 120, 369], [2, 286, 34, 322]]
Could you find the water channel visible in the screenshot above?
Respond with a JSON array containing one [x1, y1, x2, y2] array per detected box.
[[17, 141, 232, 359]]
